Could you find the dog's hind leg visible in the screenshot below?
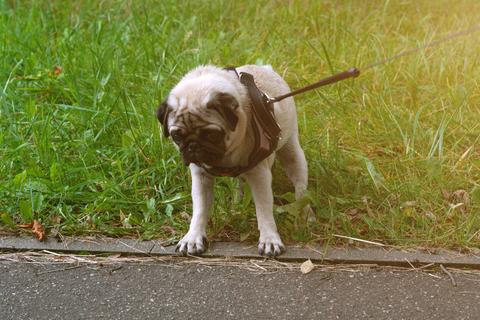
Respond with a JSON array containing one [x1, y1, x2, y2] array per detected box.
[[276, 134, 316, 222]]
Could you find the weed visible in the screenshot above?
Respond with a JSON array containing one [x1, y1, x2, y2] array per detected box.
[[1, 0, 480, 249]]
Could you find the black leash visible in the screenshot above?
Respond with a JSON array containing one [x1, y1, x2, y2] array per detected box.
[[267, 24, 480, 104], [200, 25, 480, 177]]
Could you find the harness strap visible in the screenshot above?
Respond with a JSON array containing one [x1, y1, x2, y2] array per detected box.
[[239, 72, 281, 148]]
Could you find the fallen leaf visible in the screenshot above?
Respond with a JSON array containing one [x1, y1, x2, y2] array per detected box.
[[180, 211, 191, 223], [240, 232, 250, 242], [422, 211, 436, 221], [389, 194, 401, 205], [32, 220, 45, 241], [453, 190, 470, 205], [16, 222, 34, 228], [86, 216, 95, 229], [50, 225, 60, 236], [359, 83, 369, 92], [300, 259, 315, 274], [442, 188, 452, 199], [362, 196, 375, 218], [347, 208, 359, 216], [448, 189, 471, 214], [17, 220, 45, 241], [346, 208, 362, 224], [54, 66, 63, 77]]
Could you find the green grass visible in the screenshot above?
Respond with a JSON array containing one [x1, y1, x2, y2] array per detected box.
[[1, 0, 480, 249]]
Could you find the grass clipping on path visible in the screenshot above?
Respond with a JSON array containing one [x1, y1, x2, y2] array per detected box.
[[1, 0, 480, 249]]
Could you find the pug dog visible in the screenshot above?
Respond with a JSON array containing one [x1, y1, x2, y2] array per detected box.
[[156, 65, 311, 257]]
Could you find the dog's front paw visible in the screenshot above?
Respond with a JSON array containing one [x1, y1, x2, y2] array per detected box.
[[175, 231, 207, 257], [258, 231, 285, 257]]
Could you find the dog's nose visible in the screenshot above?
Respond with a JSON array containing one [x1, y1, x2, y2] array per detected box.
[[188, 141, 201, 152]]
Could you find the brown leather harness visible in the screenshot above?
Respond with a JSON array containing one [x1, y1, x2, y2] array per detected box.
[[200, 67, 281, 177]]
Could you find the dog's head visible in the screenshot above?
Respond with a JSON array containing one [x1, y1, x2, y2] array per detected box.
[[156, 66, 247, 167]]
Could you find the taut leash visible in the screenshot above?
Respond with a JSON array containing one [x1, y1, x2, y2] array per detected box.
[[199, 25, 480, 177], [267, 24, 480, 104]]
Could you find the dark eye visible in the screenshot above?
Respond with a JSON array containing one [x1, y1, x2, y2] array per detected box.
[[171, 132, 183, 143], [208, 131, 219, 141]]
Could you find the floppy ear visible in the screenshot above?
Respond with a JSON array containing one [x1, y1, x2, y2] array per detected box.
[[156, 100, 171, 138], [207, 92, 239, 131]]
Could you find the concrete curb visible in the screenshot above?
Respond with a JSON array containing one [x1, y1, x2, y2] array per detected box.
[[2, 236, 480, 269]]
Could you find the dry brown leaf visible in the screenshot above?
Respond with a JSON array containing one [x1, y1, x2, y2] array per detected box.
[[17, 220, 45, 242], [32, 220, 45, 241], [422, 211, 436, 221], [362, 196, 375, 218], [16, 222, 34, 229], [86, 216, 95, 229], [442, 188, 452, 199], [450, 190, 471, 214], [50, 225, 60, 236], [300, 259, 315, 274], [453, 190, 470, 205], [347, 208, 359, 216], [180, 211, 191, 223], [54, 66, 63, 77], [346, 208, 362, 224]]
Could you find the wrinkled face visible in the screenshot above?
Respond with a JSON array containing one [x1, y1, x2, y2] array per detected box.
[[156, 92, 239, 167]]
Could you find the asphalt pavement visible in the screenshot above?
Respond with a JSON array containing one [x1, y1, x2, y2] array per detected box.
[[2, 236, 480, 319], [2, 259, 480, 319]]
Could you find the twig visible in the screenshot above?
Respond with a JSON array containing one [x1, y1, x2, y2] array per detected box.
[[109, 266, 123, 274], [440, 264, 457, 286], [333, 234, 385, 247], [58, 233, 69, 249], [251, 261, 267, 272], [118, 240, 150, 255], [42, 250, 98, 264], [404, 258, 418, 272], [36, 265, 83, 275], [42, 249, 96, 258], [417, 263, 435, 269]]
